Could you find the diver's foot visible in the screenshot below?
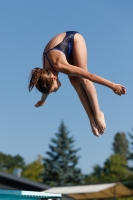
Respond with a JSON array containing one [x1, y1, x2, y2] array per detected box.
[[90, 117, 100, 137], [95, 111, 106, 134]]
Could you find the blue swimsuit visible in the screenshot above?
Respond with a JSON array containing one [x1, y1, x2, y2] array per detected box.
[[43, 31, 78, 72]]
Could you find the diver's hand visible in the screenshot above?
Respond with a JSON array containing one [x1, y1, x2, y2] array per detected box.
[[34, 100, 45, 107], [112, 84, 126, 96]]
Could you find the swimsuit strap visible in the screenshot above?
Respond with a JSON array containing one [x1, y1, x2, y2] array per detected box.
[[43, 52, 57, 72]]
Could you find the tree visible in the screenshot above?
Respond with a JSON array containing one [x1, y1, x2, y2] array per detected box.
[[22, 155, 44, 182], [0, 152, 25, 173], [42, 121, 84, 186], [112, 132, 129, 159], [101, 154, 129, 183], [124, 128, 133, 189], [84, 164, 103, 184], [85, 155, 130, 185]]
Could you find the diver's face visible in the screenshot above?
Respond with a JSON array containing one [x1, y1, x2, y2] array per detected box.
[[50, 76, 61, 93]]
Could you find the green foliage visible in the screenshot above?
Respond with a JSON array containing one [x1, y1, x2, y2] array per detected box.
[[84, 164, 103, 184], [0, 152, 25, 173], [118, 197, 133, 200], [85, 130, 133, 194], [22, 155, 44, 182], [85, 154, 130, 185], [42, 121, 84, 186], [112, 132, 129, 159], [101, 154, 129, 182]]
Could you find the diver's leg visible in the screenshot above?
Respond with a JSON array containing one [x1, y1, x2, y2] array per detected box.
[[68, 76, 99, 136], [72, 33, 106, 133]]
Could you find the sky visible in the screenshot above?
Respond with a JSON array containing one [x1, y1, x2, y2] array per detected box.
[[0, 0, 133, 175]]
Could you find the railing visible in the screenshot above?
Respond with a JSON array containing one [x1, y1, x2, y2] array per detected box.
[[0, 189, 62, 200]]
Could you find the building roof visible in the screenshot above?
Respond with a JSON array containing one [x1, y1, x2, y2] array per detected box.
[[45, 183, 133, 199], [0, 171, 49, 191]]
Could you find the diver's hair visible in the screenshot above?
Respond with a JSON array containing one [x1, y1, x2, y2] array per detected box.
[[28, 68, 53, 94]]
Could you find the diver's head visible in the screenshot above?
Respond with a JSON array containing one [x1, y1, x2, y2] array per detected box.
[[28, 68, 61, 94]]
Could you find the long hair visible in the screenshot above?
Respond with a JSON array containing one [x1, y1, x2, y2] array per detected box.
[[28, 68, 53, 94]]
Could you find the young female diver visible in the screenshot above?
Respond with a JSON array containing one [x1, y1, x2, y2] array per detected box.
[[28, 31, 126, 136]]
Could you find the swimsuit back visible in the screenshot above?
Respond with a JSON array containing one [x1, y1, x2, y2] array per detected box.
[[43, 31, 78, 72]]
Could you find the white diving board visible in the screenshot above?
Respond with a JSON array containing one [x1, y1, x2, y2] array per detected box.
[[0, 189, 62, 200]]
